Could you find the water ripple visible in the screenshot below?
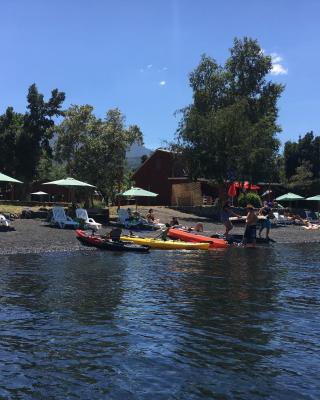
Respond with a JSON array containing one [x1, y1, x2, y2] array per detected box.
[[0, 245, 319, 399]]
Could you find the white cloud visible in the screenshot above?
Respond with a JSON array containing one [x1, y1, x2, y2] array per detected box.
[[159, 80, 166, 86], [271, 63, 288, 75], [271, 53, 282, 63], [147, 64, 153, 69], [270, 52, 288, 75], [162, 66, 168, 71]]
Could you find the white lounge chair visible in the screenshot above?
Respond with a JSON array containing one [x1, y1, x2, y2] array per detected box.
[[0, 214, 15, 231], [0, 214, 10, 227], [76, 208, 101, 231], [273, 212, 293, 225], [117, 209, 141, 228], [304, 210, 319, 224], [51, 207, 79, 229]]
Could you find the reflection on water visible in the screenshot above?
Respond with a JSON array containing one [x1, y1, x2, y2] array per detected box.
[[0, 245, 319, 399]]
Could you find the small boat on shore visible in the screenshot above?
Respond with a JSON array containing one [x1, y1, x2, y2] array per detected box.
[[120, 235, 210, 250], [167, 228, 228, 249], [76, 230, 149, 253]]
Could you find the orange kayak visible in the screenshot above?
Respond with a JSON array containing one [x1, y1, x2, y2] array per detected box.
[[167, 228, 228, 249]]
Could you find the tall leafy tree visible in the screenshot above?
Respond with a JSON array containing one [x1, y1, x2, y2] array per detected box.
[[54, 106, 143, 201], [176, 37, 283, 187], [15, 83, 65, 181], [284, 131, 320, 180], [0, 107, 24, 175]]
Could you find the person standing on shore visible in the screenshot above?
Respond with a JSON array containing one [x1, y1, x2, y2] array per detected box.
[[221, 202, 241, 240], [243, 204, 258, 247], [258, 206, 274, 240]]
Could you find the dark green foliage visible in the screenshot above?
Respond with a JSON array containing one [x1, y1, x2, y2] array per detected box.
[[15, 84, 65, 181], [141, 154, 149, 164], [0, 107, 24, 175], [0, 84, 65, 182], [54, 106, 143, 201], [237, 192, 262, 208], [176, 37, 283, 185], [284, 131, 320, 181]]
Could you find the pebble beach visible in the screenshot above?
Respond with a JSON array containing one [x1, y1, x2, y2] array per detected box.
[[1, 207, 319, 255]]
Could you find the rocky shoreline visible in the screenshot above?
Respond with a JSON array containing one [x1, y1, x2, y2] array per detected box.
[[1, 206, 320, 255]]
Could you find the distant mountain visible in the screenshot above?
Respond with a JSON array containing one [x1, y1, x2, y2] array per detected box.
[[126, 143, 153, 169]]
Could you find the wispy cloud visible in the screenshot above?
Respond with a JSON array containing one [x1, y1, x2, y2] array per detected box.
[[270, 52, 288, 75], [140, 64, 153, 73], [159, 80, 166, 86]]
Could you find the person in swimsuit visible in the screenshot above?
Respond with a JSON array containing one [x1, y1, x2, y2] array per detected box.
[[146, 209, 160, 224], [243, 204, 258, 247], [258, 206, 274, 240]]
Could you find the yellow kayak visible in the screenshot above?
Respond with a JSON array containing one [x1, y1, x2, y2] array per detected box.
[[120, 236, 210, 250]]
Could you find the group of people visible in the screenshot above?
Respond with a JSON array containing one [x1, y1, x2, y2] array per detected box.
[[221, 202, 273, 247], [127, 208, 161, 225]]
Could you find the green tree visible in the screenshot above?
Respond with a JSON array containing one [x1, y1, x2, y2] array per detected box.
[[54, 106, 143, 202], [176, 37, 283, 188], [0, 107, 24, 176], [15, 84, 65, 181], [284, 131, 320, 181], [141, 154, 149, 164], [288, 160, 314, 191]]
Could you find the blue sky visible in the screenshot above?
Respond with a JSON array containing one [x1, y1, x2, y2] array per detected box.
[[1, 0, 319, 149]]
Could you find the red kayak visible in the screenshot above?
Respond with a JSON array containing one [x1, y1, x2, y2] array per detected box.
[[167, 228, 228, 249], [75, 230, 149, 253]]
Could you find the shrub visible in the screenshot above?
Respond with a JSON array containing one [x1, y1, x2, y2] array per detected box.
[[237, 192, 262, 208]]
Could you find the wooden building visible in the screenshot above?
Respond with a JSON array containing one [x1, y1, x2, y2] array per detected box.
[[132, 149, 217, 206]]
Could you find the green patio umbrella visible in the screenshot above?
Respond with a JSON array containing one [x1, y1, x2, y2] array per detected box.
[[43, 177, 95, 188], [275, 192, 304, 201], [31, 191, 49, 202], [43, 177, 96, 202], [121, 187, 158, 210], [0, 172, 22, 183], [0, 172, 22, 200], [306, 195, 320, 201], [122, 187, 158, 197], [275, 192, 304, 211], [306, 195, 320, 216]]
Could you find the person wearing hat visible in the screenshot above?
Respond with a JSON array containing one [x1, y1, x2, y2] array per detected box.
[[243, 204, 258, 247]]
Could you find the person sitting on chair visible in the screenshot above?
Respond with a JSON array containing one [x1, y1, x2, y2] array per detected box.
[[146, 209, 160, 224]]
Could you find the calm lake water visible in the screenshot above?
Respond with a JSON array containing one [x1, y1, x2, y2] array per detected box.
[[1, 244, 319, 399]]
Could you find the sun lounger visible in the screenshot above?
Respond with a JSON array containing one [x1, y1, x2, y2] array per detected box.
[[51, 207, 79, 229], [304, 210, 319, 224], [76, 208, 102, 231], [117, 209, 142, 229], [0, 214, 10, 228], [273, 212, 294, 225], [0, 214, 14, 231]]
